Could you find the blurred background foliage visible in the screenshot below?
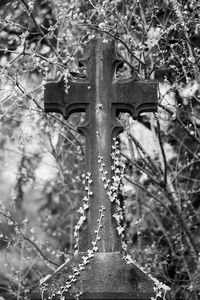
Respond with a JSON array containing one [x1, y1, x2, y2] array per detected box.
[[0, 0, 200, 299]]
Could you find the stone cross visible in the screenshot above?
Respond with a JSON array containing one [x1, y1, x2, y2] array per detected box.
[[43, 36, 158, 299]]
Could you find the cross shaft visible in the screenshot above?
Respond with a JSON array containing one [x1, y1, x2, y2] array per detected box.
[[44, 36, 158, 253]]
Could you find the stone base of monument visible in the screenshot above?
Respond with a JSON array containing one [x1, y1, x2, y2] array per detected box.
[[41, 252, 156, 300]]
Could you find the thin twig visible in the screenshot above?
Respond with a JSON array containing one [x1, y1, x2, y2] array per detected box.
[[154, 113, 168, 187], [163, 184, 199, 257], [17, 227, 59, 267], [121, 152, 162, 187], [168, 0, 199, 79], [128, 132, 161, 175], [159, 103, 200, 144], [17, 223, 27, 300], [20, 0, 62, 63], [170, 159, 200, 183], [0, 211, 59, 267], [85, 24, 146, 67], [124, 175, 172, 214]]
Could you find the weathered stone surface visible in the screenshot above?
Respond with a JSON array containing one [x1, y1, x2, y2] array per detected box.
[[42, 35, 158, 300], [44, 36, 158, 253], [42, 252, 155, 300]]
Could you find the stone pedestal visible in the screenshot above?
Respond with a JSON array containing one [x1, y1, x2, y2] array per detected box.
[[41, 252, 155, 300]]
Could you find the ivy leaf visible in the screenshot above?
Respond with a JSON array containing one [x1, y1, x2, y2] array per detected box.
[[83, 203, 89, 210], [87, 249, 94, 258], [113, 213, 121, 223], [82, 256, 89, 264], [116, 226, 124, 235], [93, 246, 98, 252]]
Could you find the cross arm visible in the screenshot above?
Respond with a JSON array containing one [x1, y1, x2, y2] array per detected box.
[[44, 78, 92, 119], [112, 79, 158, 118]]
